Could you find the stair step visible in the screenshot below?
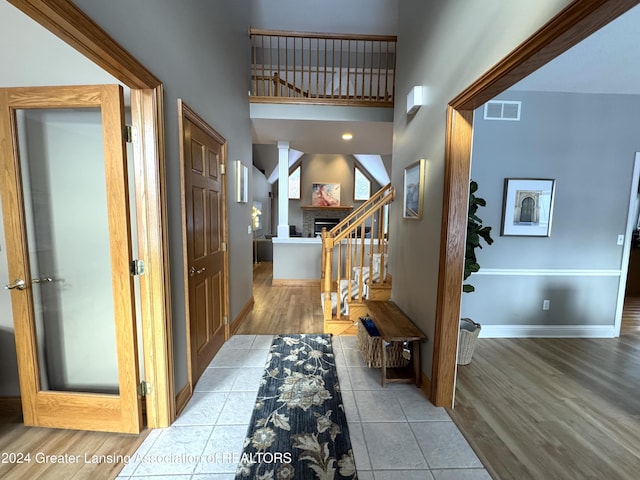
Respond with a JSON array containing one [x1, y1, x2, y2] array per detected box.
[[325, 319, 358, 336], [367, 283, 391, 301]]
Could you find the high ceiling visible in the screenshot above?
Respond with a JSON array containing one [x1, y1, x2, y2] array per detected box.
[[251, 2, 640, 157]]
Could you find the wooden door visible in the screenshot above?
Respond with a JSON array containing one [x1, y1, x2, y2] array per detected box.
[[0, 85, 142, 433], [180, 102, 228, 384]]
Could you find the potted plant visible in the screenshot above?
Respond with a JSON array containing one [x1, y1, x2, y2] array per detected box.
[[464, 180, 494, 292], [459, 180, 494, 365]]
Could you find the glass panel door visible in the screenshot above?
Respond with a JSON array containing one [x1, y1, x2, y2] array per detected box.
[[16, 108, 119, 394], [0, 85, 141, 433]]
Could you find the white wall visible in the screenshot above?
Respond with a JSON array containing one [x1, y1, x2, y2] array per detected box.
[[392, 0, 574, 377]]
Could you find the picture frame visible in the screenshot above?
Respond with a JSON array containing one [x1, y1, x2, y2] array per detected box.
[[501, 178, 555, 236], [403, 159, 425, 219], [312, 183, 341, 206], [236, 160, 248, 203]]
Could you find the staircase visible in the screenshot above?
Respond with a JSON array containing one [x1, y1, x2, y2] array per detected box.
[[321, 183, 394, 334]]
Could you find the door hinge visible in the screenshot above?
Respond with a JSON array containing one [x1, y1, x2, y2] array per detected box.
[[130, 259, 145, 276], [220, 163, 226, 175], [124, 125, 137, 143], [221, 242, 227, 252], [137, 381, 151, 398], [223, 316, 228, 325]]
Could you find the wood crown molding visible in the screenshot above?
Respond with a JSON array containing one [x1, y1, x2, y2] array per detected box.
[[435, 0, 640, 408], [8, 0, 161, 89]]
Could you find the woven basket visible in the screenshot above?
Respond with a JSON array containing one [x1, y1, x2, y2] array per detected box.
[[457, 318, 481, 365], [357, 320, 410, 368]]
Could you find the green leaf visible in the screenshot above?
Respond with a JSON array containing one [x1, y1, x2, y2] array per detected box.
[[464, 180, 493, 293]]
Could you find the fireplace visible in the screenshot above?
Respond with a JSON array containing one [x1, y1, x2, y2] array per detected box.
[[301, 206, 352, 236], [314, 218, 340, 237]]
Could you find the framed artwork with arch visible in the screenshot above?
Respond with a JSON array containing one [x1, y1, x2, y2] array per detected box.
[[501, 178, 555, 236]]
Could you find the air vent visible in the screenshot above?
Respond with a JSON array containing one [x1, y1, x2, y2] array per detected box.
[[484, 100, 521, 121]]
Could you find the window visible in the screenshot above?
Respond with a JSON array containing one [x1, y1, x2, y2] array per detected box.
[[354, 166, 371, 201], [288, 165, 300, 199]]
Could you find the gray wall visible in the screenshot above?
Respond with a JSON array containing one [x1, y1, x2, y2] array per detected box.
[[287, 154, 381, 233], [73, 0, 253, 393], [392, 0, 574, 376], [461, 90, 640, 328]]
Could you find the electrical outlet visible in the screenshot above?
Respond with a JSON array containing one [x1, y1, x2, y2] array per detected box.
[[248, 225, 252, 235], [542, 299, 550, 311]]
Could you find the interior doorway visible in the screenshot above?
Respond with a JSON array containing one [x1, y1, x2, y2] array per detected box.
[[178, 101, 230, 388], [0, 84, 142, 433]]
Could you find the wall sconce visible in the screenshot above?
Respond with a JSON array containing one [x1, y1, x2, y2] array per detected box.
[[406, 86, 425, 114]]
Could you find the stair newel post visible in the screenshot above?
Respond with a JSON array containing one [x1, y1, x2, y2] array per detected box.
[[346, 233, 353, 316], [358, 220, 366, 301], [337, 239, 343, 320], [322, 229, 335, 324], [369, 212, 376, 287]]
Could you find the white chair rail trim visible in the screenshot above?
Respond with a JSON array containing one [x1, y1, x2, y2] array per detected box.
[[473, 268, 621, 277]]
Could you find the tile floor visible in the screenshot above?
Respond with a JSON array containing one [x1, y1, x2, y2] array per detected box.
[[117, 335, 490, 480]]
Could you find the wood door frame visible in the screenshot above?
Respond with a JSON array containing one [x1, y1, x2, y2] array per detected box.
[[433, 0, 640, 407], [15, 0, 640, 413], [0, 84, 142, 433], [8, 0, 174, 427], [178, 100, 230, 393]]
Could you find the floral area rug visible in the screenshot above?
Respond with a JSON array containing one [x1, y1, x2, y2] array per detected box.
[[235, 334, 357, 480]]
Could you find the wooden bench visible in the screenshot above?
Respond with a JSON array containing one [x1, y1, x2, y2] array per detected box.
[[363, 300, 427, 387]]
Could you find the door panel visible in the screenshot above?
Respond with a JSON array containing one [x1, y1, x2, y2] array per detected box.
[[183, 112, 226, 384], [0, 85, 142, 433]]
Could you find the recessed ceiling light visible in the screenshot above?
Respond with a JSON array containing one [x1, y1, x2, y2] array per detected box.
[[342, 133, 353, 140]]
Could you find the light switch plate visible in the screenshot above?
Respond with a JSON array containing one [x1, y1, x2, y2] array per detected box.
[[617, 234, 625, 245]]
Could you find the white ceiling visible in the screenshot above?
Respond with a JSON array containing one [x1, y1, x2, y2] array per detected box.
[[251, 118, 393, 155]]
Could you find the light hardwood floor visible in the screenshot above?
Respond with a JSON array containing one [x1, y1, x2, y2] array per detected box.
[[6, 264, 638, 479], [449, 297, 640, 480], [0, 421, 148, 480], [235, 262, 324, 334]]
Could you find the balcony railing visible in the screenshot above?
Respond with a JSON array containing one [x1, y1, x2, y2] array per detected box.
[[250, 28, 396, 107]]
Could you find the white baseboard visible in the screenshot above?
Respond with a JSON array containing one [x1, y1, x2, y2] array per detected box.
[[478, 324, 617, 338]]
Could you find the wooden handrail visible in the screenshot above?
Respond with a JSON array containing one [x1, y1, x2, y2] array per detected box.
[[250, 28, 397, 43], [331, 183, 393, 237], [272, 72, 309, 97], [321, 184, 394, 324]]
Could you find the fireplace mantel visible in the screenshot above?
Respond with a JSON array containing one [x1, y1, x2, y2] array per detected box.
[[301, 205, 353, 211]]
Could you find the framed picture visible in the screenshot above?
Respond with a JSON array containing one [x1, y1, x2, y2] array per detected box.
[[236, 160, 248, 203], [501, 178, 555, 236], [403, 159, 425, 219], [312, 183, 340, 206]]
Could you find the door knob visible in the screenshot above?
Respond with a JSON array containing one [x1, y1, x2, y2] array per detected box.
[[5, 279, 26, 290], [33, 277, 53, 284], [189, 267, 206, 277]]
